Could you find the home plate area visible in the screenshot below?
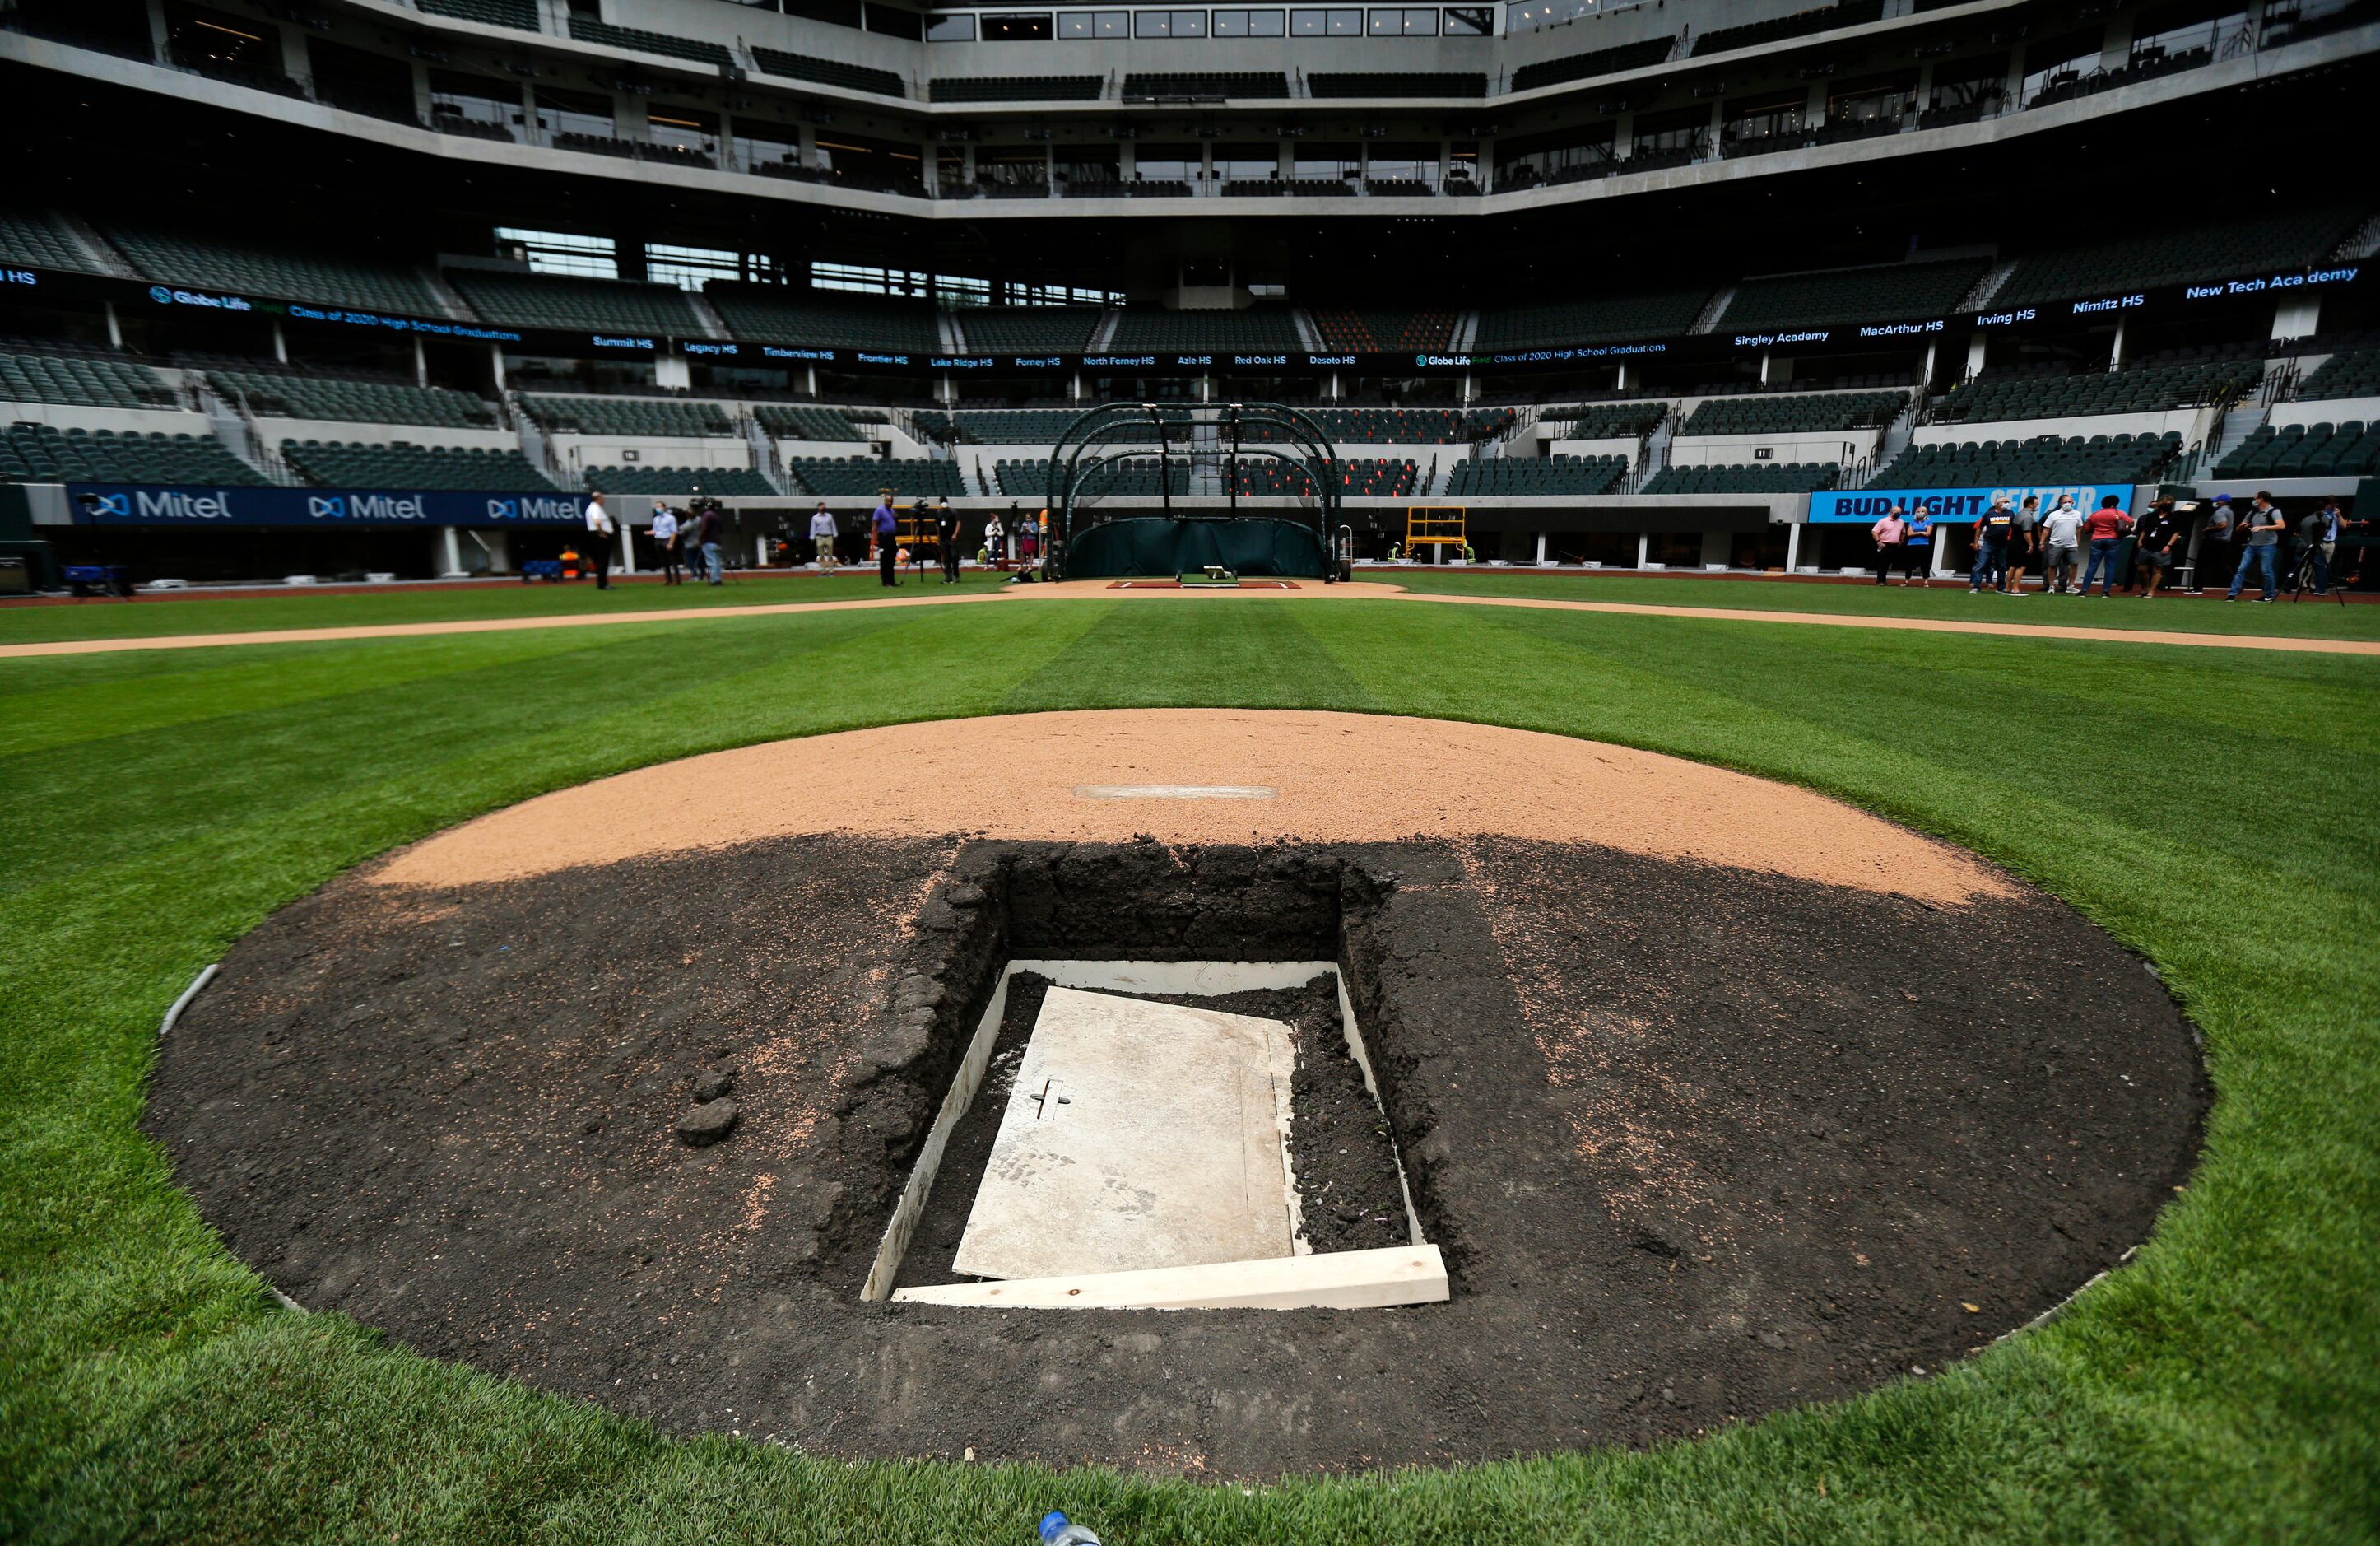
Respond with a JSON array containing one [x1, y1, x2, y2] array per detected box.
[[143, 711, 2206, 1475]]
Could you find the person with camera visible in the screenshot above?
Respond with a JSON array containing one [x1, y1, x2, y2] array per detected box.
[[2296, 499, 2342, 594], [2227, 491, 2286, 602]]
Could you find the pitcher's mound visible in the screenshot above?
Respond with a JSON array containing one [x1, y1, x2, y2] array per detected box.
[[146, 711, 2206, 1475]]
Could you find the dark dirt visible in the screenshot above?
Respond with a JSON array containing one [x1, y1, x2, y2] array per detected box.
[[892, 971, 1404, 1292], [147, 836, 2208, 1476]]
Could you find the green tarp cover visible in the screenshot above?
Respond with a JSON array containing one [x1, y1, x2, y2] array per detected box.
[[1067, 517, 1327, 578]]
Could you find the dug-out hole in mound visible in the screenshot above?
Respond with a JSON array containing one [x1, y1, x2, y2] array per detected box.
[[848, 845, 1460, 1302], [147, 834, 2208, 1475]]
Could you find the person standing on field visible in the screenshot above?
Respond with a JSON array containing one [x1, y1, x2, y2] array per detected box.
[[2003, 496, 2040, 594], [808, 501, 839, 572], [583, 487, 615, 592], [1871, 505, 1907, 584], [2079, 495, 2130, 597], [649, 500, 681, 586], [873, 489, 899, 587], [2038, 496, 2084, 593], [1901, 504, 1934, 585], [2131, 498, 2186, 598], [2227, 491, 2285, 602], [1971, 496, 2015, 593], [937, 496, 963, 584]]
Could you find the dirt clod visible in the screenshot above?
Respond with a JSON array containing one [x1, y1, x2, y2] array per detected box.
[[676, 1101, 739, 1145]]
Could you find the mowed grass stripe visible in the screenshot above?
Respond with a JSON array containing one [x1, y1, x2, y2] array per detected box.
[[1392, 569, 2380, 640], [1005, 600, 1383, 713], [0, 570, 1019, 645], [2, 598, 2375, 1542]]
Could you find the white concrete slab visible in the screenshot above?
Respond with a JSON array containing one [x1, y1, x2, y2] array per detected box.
[[952, 986, 1298, 1281], [895, 1244, 1448, 1311]]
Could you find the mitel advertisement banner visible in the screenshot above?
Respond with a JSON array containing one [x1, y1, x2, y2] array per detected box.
[[1807, 486, 2136, 524], [69, 485, 588, 527]]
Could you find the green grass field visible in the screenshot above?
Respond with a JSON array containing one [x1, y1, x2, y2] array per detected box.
[[3, 576, 2374, 1542]]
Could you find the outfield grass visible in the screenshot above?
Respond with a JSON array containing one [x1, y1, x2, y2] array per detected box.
[[2, 595, 2374, 1542], [0, 569, 1015, 645], [5, 566, 2377, 646], [1389, 566, 2380, 640]]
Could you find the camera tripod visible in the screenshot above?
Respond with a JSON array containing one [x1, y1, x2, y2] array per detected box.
[[2289, 543, 2345, 606]]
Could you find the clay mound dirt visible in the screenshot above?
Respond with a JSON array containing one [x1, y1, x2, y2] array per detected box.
[[372, 710, 2010, 906]]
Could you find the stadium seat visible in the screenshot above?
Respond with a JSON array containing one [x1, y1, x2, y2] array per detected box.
[[1872, 431, 2182, 487], [522, 396, 737, 437], [1722, 258, 1988, 328], [281, 439, 559, 491], [1680, 390, 1907, 435], [1120, 72, 1289, 100], [578, 464, 774, 496], [0, 422, 269, 485], [1640, 460, 1843, 493], [0, 211, 110, 275], [0, 350, 178, 411], [565, 16, 732, 67], [751, 48, 906, 97], [1106, 306, 1304, 352], [447, 272, 706, 335], [2294, 348, 2380, 402], [100, 224, 445, 315], [1692, 0, 1884, 56], [1307, 72, 1487, 98], [931, 77, 1104, 102], [755, 405, 867, 440], [707, 285, 942, 352], [1994, 206, 2366, 309], [212, 370, 496, 428], [416, 0, 537, 29], [1931, 359, 2261, 424], [1474, 289, 1713, 349], [1541, 401, 1668, 439], [788, 456, 965, 497], [1444, 454, 1629, 496], [1510, 35, 1676, 92], [957, 308, 1107, 353]]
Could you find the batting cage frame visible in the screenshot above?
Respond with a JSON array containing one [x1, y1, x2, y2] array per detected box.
[[1039, 401, 1350, 582]]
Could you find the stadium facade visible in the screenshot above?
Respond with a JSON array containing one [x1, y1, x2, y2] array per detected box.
[[1, 0, 2375, 581]]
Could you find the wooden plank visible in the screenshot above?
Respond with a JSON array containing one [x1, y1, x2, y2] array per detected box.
[[890, 1244, 1448, 1311]]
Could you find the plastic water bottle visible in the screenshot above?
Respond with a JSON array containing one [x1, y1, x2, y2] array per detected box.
[[1038, 1511, 1102, 1545]]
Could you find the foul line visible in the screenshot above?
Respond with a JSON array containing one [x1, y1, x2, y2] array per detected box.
[[2, 584, 2375, 659]]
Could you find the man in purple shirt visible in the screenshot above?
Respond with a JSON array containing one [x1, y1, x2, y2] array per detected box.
[[873, 491, 899, 588]]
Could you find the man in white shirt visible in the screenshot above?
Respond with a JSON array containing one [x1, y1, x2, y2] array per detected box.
[[2038, 497, 2085, 593], [648, 501, 681, 585], [583, 487, 616, 591], [807, 502, 839, 572]]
